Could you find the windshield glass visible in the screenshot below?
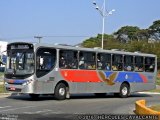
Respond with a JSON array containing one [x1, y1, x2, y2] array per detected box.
[[6, 51, 34, 75]]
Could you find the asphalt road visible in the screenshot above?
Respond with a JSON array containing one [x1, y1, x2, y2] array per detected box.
[[0, 93, 159, 120]]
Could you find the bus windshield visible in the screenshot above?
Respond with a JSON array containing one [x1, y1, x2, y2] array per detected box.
[[5, 50, 34, 76]]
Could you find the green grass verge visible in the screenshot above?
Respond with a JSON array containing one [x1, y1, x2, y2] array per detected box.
[[156, 77, 160, 86], [148, 89, 160, 92], [150, 105, 160, 111], [0, 84, 6, 93], [0, 72, 3, 76], [0, 72, 4, 77]]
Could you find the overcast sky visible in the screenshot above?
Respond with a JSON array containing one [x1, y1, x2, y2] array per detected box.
[[0, 0, 159, 45]]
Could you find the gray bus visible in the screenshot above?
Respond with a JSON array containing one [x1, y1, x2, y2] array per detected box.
[[4, 42, 157, 100]]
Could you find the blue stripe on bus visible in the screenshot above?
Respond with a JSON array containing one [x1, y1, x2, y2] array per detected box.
[[12, 80, 28, 84], [104, 72, 144, 83]]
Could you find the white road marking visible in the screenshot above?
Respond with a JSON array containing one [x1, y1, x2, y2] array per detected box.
[[24, 109, 53, 114], [0, 106, 36, 112], [0, 106, 11, 109], [138, 92, 160, 95]]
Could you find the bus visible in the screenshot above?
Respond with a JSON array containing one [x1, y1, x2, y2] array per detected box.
[[4, 42, 157, 100]]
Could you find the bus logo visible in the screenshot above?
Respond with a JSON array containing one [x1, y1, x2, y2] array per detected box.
[[99, 71, 117, 85]]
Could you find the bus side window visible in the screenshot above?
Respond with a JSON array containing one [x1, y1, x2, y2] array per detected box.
[[135, 56, 144, 72], [145, 57, 155, 72], [79, 52, 96, 70], [59, 50, 78, 69], [112, 54, 123, 71], [97, 53, 111, 70], [124, 55, 134, 71]]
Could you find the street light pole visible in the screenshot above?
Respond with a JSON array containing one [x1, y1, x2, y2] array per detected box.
[[102, 0, 105, 50], [93, 0, 115, 49]]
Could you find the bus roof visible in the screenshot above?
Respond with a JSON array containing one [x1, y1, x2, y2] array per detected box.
[[34, 43, 156, 57], [7, 42, 156, 57]]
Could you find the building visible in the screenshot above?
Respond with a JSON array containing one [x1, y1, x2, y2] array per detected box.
[[0, 41, 8, 68], [0, 41, 8, 55]]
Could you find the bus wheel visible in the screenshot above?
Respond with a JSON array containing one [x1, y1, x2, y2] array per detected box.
[[29, 94, 40, 100], [119, 83, 130, 98], [54, 83, 67, 100]]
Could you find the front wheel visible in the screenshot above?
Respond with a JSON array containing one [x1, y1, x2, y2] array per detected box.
[[54, 83, 67, 100], [119, 83, 130, 98]]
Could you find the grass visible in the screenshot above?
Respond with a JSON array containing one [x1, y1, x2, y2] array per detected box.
[[0, 84, 6, 93], [148, 89, 160, 92], [150, 105, 160, 111], [0, 72, 6, 93], [0, 72, 4, 77], [156, 77, 160, 86]]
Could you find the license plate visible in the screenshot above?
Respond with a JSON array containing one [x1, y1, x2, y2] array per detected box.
[[10, 87, 16, 91]]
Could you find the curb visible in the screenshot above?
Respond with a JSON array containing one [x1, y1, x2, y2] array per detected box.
[[0, 93, 11, 95], [0, 93, 11, 98], [135, 99, 160, 119], [138, 92, 160, 95]]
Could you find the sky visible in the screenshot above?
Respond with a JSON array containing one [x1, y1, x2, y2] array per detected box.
[[0, 0, 160, 45]]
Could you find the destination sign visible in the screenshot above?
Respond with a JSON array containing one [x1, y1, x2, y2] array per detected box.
[[8, 43, 33, 50]]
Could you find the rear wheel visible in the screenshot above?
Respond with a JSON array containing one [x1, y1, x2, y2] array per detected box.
[[54, 83, 67, 100], [119, 83, 130, 98]]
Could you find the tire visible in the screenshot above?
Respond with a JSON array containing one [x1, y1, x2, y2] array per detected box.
[[54, 83, 67, 100], [119, 83, 130, 98], [29, 94, 40, 100]]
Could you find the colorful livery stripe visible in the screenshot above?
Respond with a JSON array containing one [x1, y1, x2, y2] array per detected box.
[[60, 70, 148, 84], [60, 70, 101, 82]]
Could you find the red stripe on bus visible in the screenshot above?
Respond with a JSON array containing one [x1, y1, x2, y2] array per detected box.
[[139, 74, 147, 83], [60, 70, 102, 82]]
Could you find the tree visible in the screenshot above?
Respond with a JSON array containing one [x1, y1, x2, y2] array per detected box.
[[148, 20, 160, 41], [135, 29, 149, 41], [114, 26, 140, 42], [81, 19, 160, 68]]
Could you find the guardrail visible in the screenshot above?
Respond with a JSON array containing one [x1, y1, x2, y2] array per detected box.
[[135, 100, 160, 119]]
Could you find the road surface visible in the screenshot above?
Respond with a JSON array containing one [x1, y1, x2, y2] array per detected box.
[[0, 93, 159, 120]]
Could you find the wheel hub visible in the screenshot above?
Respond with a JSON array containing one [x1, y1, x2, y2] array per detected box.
[[122, 87, 128, 95], [59, 88, 65, 96]]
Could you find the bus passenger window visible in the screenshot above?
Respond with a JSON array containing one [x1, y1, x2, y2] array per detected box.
[[145, 57, 155, 72], [112, 54, 123, 71], [135, 56, 144, 72], [59, 56, 67, 68], [124, 55, 134, 71], [59, 50, 78, 69], [79, 52, 96, 70], [97, 53, 111, 70]]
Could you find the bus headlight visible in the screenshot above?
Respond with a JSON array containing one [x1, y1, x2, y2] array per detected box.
[[22, 82, 27, 86], [4, 82, 8, 85], [22, 79, 33, 86]]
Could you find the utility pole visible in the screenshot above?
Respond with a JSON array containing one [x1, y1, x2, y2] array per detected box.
[[34, 36, 43, 43]]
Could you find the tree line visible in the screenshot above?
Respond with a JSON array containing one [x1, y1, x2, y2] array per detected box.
[[82, 20, 160, 68]]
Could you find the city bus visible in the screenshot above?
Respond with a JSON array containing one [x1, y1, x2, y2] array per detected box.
[[4, 42, 157, 100]]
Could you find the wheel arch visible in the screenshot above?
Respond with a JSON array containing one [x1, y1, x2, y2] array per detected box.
[[55, 80, 69, 89], [121, 81, 130, 89]]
